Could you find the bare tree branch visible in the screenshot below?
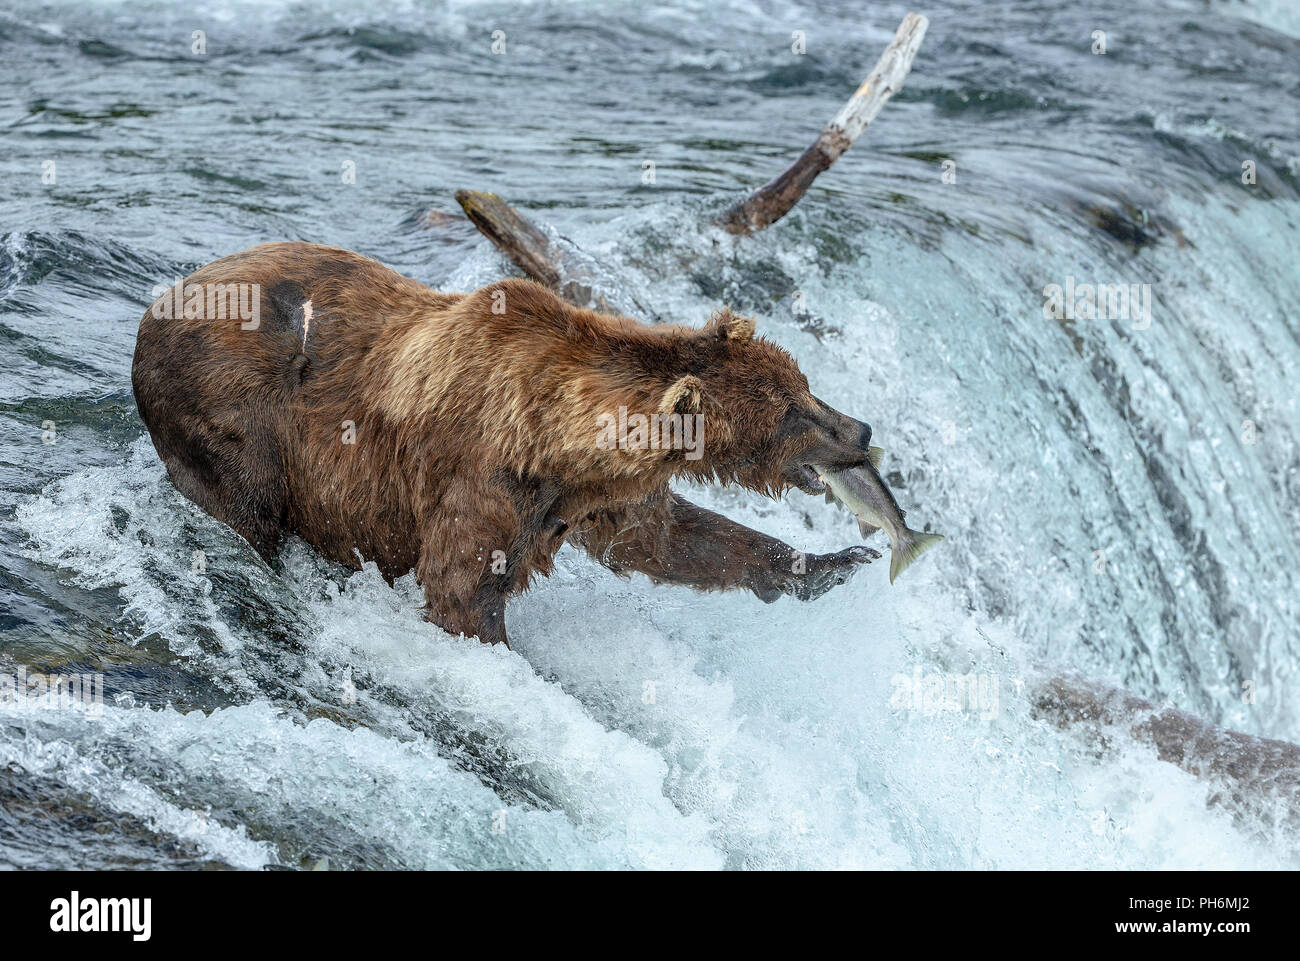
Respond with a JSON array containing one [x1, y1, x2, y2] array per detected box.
[[718, 12, 929, 235]]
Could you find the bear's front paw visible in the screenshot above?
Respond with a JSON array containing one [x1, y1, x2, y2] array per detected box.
[[752, 545, 880, 603], [796, 545, 880, 601]]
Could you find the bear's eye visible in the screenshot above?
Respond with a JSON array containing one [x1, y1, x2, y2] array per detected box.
[[775, 405, 810, 440]]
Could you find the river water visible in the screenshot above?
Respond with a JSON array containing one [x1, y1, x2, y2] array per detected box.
[[0, 0, 1297, 868]]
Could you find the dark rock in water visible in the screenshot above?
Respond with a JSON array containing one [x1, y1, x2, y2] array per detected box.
[[1073, 199, 1185, 254], [77, 38, 131, 60], [0, 764, 234, 870]]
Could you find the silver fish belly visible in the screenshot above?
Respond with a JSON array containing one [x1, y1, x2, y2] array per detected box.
[[815, 454, 944, 584]]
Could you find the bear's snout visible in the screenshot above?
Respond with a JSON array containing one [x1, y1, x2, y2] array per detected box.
[[818, 406, 873, 466], [776, 401, 877, 492]]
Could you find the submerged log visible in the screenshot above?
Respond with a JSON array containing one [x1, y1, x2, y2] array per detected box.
[[455, 190, 568, 293], [454, 189, 650, 317], [1032, 673, 1300, 829], [718, 12, 929, 235]]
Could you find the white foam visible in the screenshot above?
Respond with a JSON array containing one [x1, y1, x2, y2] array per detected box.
[[12, 433, 1292, 867]]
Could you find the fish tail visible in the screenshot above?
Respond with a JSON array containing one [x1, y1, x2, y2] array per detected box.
[[889, 529, 945, 584]]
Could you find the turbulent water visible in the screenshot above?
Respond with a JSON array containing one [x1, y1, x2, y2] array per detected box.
[[1, 0, 1297, 869]]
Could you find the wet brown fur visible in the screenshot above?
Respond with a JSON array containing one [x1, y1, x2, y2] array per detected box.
[[132, 242, 875, 646]]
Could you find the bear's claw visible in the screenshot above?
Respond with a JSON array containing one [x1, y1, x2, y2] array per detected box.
[[797, 545, 880, 601], [753, 544, 880, 603]]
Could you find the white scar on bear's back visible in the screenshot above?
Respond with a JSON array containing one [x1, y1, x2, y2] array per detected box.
[[300, 300, 313, 352]]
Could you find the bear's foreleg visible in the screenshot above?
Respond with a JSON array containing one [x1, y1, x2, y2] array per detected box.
[[415, 480, 524, 647], [415, 473, 569, 647], [422, 579, 510, 648], [572, 490, 878, 603]]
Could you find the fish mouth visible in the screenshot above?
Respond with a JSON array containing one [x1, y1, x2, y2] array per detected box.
[[794, 464, 827, 494]]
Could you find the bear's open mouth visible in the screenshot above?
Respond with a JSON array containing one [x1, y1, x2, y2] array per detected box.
[[797, 464, 826, 493]]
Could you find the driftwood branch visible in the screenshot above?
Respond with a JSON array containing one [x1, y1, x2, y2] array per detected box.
[[1032, 673, 1300, 829], [454, 189, 649, 317], [718, 12, 929, 235]]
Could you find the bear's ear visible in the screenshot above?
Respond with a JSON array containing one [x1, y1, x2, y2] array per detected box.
[[706, 306, 756, 342], [660, 374, 704, 415]]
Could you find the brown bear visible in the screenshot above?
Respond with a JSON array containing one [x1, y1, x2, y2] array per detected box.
[[132, 242, 879, 646]]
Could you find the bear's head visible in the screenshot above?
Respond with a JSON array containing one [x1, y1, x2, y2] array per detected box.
[[653, 307, 875, 497]]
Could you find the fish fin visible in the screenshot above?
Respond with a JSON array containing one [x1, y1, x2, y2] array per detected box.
[[858, 518, 880, 538], [824, 489, 837, 504], [867, 446, 884, 469], [889, 530, 945, 584]]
